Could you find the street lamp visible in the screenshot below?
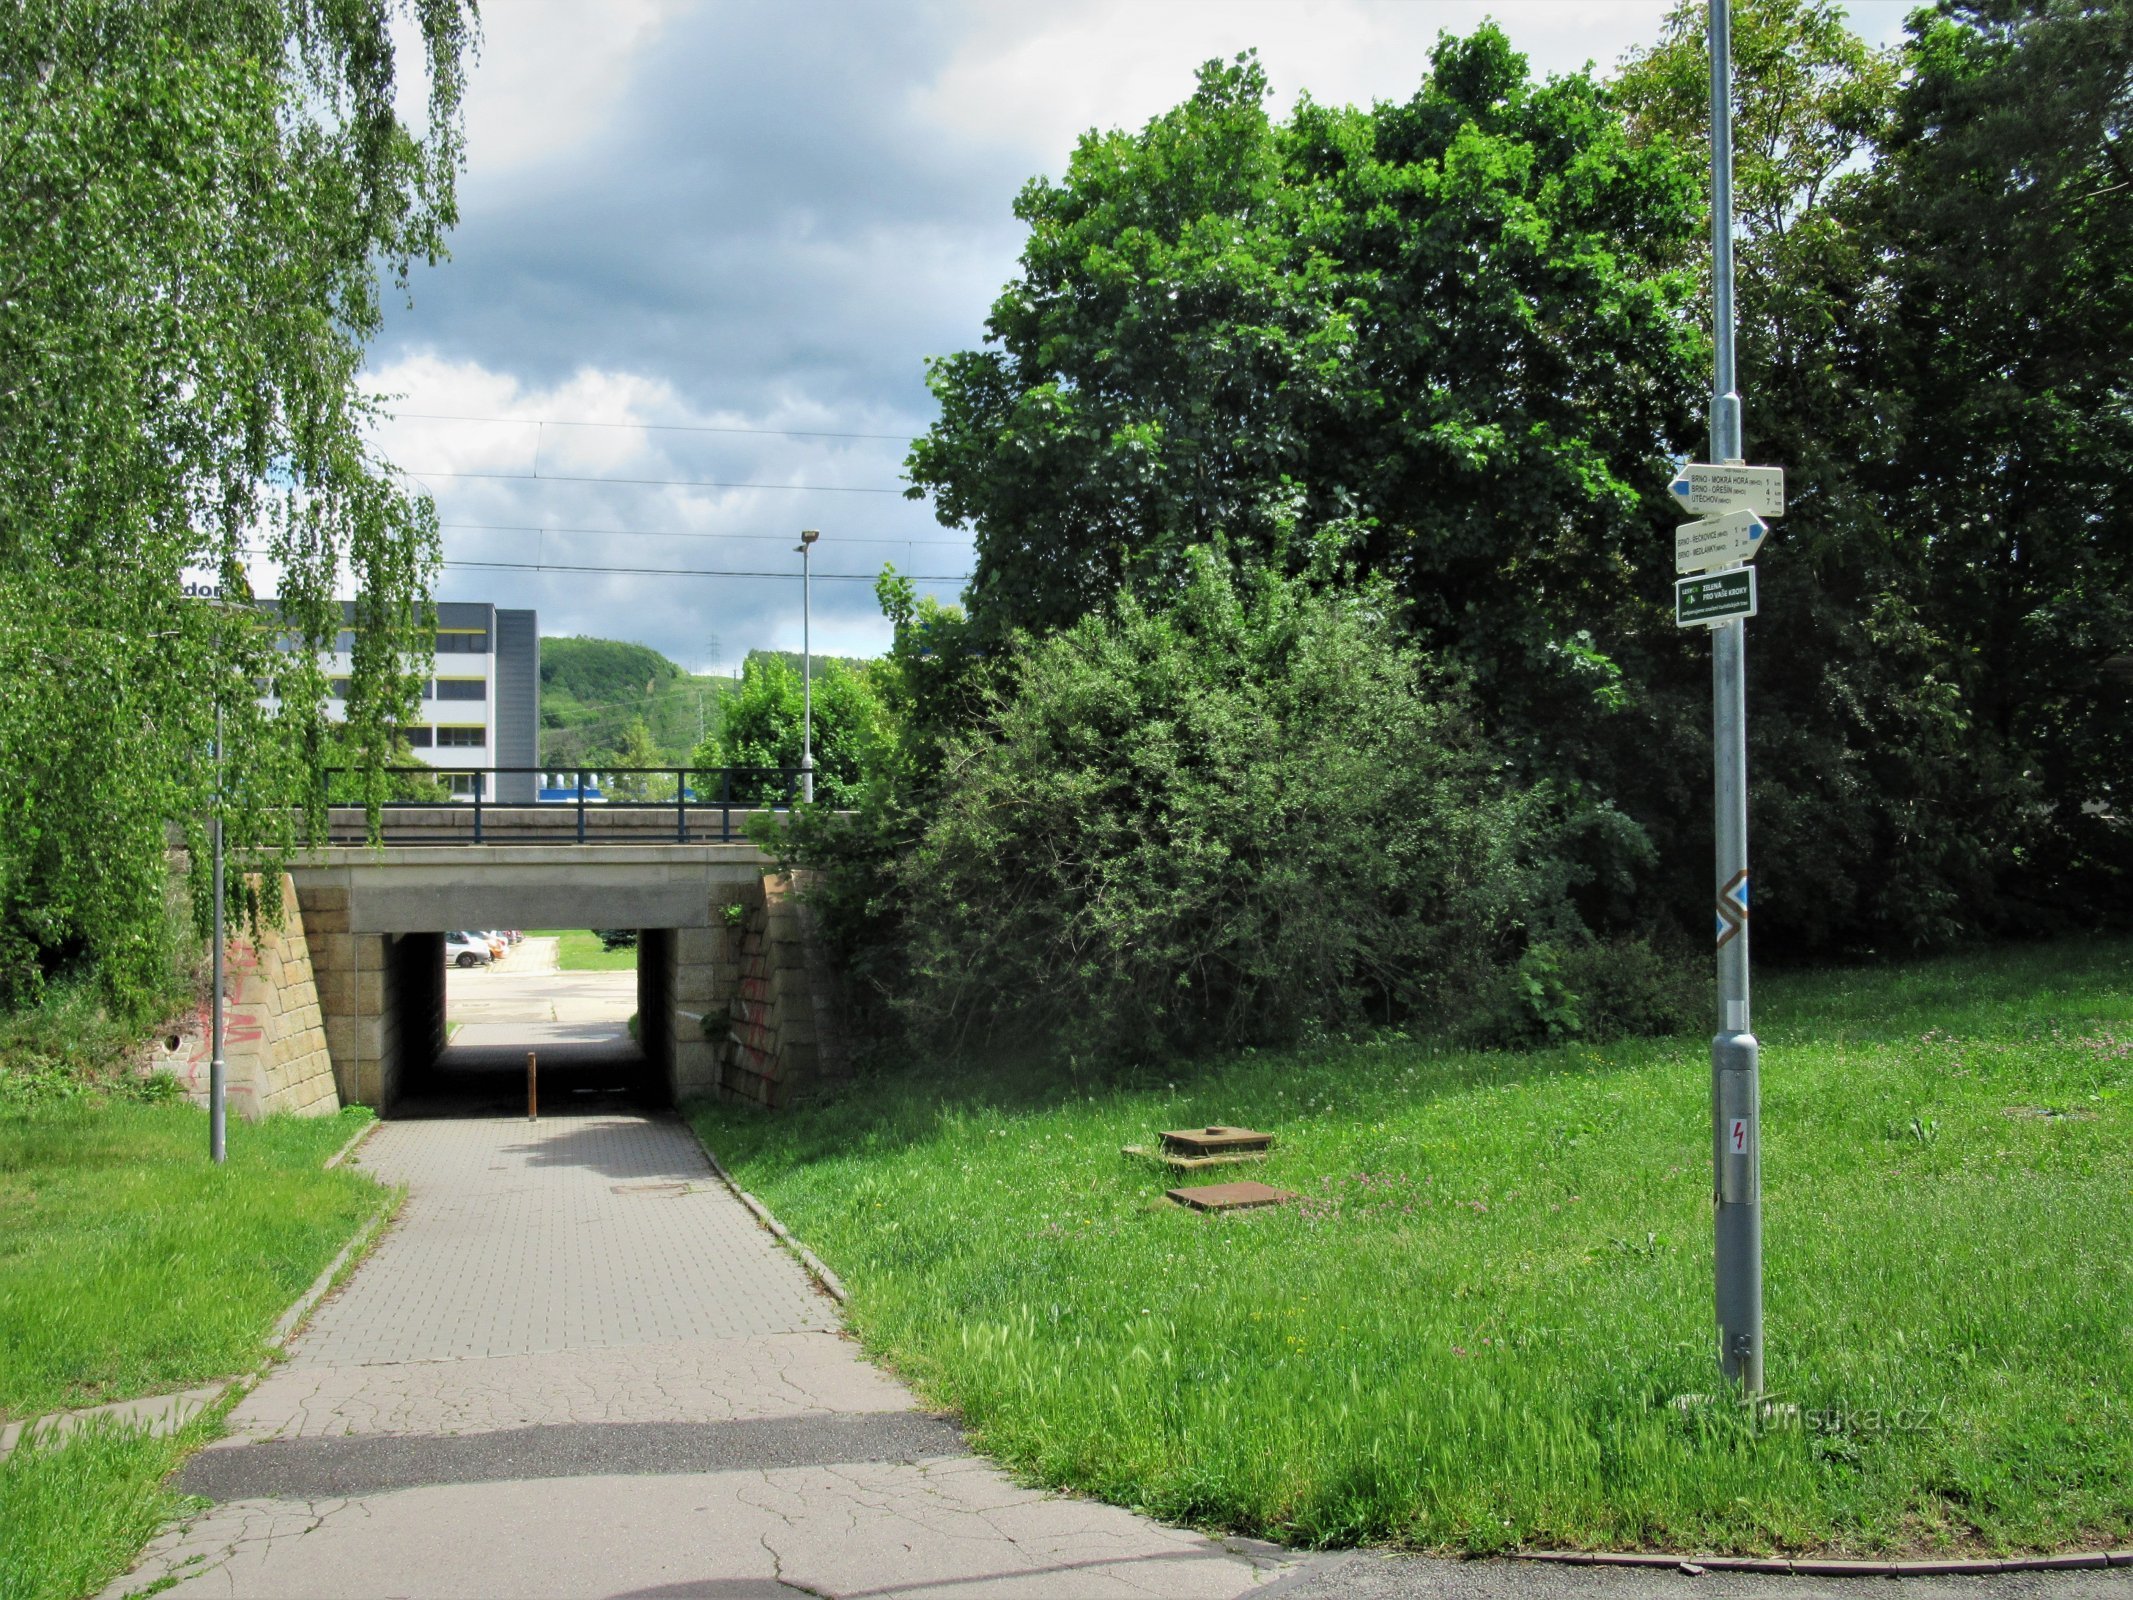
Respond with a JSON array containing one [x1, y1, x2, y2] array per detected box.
[[182, 583, 237, 1166], [797, 529, 819, 804]]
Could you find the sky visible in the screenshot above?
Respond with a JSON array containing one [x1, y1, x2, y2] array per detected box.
[[351, 0, 1916, 672]]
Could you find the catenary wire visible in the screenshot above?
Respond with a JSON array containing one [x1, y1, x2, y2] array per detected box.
[[440, 520, 968, 549], [384, 411, 916, 442], [402, 469, 908, 494]]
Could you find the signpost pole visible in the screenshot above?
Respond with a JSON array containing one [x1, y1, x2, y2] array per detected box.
[[1707, 0, 1762, 1395]]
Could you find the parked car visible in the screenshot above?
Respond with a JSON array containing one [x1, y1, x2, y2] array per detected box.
[[446, 931, 493, 968]]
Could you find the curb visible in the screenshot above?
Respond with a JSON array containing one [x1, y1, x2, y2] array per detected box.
[[322, 1115, 379, 1171], [0, 1137, 397, 1464], [694, 1140, 849, 1305], [266, 1190, 398, 1351], [1520, 1549, 2133, 1577]]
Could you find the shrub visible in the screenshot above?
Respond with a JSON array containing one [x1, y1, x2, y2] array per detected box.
[[894, 551, 1583, 1061]]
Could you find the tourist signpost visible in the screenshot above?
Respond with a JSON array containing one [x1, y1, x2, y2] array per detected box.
[[1668, 463, 1785, 520], [1689, 0, 1775, 1397], [1675, 508, 1768, 574]]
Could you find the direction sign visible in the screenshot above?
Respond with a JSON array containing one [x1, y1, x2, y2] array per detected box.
[[1677, 567, 1757, 628], [1668, 463, 1785, 519], [1676, 508, 1767, 574]]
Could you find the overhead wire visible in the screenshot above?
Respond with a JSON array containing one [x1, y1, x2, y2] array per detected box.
[[439, 520, 968, 549], [401, 468, 907, 494], [384, 411, 916, 443]]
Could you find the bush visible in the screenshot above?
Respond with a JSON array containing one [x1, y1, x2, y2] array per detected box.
[[1456, 933, 1704, 1049], [894, 552, 1585, 1061]]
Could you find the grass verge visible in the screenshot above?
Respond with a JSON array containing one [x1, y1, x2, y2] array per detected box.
[[0, 1412, 214, 1600], [691, 937, 2133, 1558], [530, 930, 638, 972], [0, 1100, 382, 1419]]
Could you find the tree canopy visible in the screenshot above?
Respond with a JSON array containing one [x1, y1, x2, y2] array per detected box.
[[0, 0, 475, 1013], [899, 7, 2129, 962]]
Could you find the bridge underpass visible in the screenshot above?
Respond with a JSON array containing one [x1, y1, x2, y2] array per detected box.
[[287, 844, 783, 1116]]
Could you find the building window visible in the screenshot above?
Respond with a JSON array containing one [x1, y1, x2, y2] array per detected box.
[[445, 773, 480, 798], [436, 725, 487, 748], [404, 726, 433, 748], [330, 678, 353, 701], [435, 630, 489, 654], [434, 677, 486, 701]]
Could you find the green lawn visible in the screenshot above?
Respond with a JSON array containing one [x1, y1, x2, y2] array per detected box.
[[0, 1101, 384, 1419], [530, 930, 639, 972], [0, 1417, 209, 1600], [691, 938, 2133, 1558], [0, 1096, 389, 1600]]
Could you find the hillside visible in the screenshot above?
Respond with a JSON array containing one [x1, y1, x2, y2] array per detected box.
[[539, 636, 737, 768]]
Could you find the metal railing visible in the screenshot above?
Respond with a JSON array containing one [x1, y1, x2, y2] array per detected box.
[[317, 766, 807, 845]]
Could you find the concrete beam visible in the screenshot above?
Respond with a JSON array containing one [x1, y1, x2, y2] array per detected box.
[[288, 844, 774, 933]]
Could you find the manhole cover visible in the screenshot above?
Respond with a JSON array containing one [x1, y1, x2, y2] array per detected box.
[[1167, 1180, 1297, 1213], [1160, 1125, 1273, 1156]]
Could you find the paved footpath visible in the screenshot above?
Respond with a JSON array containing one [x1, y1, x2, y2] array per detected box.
[[105, 1113, 2133, 1600], [105, 1114, 1302, 1600]]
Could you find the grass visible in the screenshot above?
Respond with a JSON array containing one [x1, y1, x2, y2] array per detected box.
[[691, 937, 2133, 1558], [529, 930, 639, 972], [0, 1088, 388, 1600], [0, 1100, 384, 1419], [0, 1415, 210, 1600]]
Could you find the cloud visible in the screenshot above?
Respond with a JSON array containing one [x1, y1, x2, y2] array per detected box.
[[362, 351, 962, 672], [363, 0, 1917, 671]]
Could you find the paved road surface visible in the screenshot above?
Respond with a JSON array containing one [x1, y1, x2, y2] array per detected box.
[[447, 936, 637, 1052]]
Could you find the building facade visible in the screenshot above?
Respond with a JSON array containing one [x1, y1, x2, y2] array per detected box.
[[320, 601, 540, 803]]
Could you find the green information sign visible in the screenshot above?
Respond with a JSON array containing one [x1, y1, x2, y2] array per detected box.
[[1676, 567, 1757, 626]]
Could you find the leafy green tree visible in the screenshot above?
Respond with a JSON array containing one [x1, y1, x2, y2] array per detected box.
[[908, 34, 1705, 759], [603, 719, 674, 802], [1618, 0, 2131, 946], [1857, 0, 2133, 922], [0, 0, 473, 1014], [696, 652, 890, 809], [895, 550, 1580, 1060]]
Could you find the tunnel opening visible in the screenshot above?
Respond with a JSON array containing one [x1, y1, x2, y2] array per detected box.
[[393, 929, 668, 1117]]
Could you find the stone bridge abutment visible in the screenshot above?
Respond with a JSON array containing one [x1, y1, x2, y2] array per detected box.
[[262, 845, 842, 1115]]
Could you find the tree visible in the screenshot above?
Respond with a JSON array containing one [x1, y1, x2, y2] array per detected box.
[[0, 0, 474, 1015], [696, 652, 891, 809], [1858, 0, 2133, 923], [908, 34, 1706, 767], [1616, 0, 2131, 945]]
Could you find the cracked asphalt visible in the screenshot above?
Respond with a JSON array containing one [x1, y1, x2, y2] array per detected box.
[[100, 1109, 2133, 1600]]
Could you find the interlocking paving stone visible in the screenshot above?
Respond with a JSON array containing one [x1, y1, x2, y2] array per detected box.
[[283, 1115, 835, 1372], [108, 1112, 1305, 1600]]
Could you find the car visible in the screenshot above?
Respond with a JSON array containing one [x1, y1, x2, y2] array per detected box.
[[446, 931, 492, 968]]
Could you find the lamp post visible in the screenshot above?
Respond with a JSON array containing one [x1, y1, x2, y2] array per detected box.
[[797, 529, 819, 804], [210, 697, 227, 1166]]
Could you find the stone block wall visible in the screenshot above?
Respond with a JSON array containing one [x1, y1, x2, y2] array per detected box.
[[149, 875, 339, 1119], [295, 874, 444, 1112], [714, 873, 847, 1108]]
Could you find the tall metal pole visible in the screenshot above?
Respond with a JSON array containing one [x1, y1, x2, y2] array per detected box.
[[210, 699, 228, 1166], [1707, 0, 1762, 1395], [798, 529, 818, 804]]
